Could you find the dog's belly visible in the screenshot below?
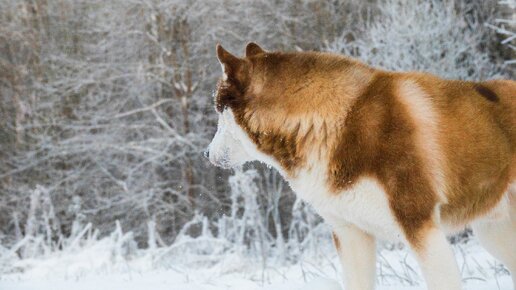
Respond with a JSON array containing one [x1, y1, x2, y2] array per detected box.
[[292, 176, 405, 242]]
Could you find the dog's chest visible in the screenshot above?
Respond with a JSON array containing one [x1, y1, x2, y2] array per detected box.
[[290, 173, 404, 242]]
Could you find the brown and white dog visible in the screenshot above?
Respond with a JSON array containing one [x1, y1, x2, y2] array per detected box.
[[206, 43, 516, 290]]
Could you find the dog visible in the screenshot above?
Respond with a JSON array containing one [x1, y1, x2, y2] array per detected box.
[[206, 42, 516, 290]]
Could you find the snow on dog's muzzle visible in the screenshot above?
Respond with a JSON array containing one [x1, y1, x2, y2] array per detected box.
[[209, 150, 233, 169], [207, 110, 253, 169]]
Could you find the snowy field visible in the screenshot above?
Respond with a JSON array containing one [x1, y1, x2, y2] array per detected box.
[[1, 233, 511, 290]]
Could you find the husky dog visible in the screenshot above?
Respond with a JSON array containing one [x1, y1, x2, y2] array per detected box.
[[206, 43, 516, 290]]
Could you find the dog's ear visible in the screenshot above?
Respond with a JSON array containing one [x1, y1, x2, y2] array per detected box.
[[216, 44, 245, 80], [245, 42, 265, 57]]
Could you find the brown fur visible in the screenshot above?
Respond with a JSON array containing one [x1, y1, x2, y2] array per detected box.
[[214, 43, 516, 248]]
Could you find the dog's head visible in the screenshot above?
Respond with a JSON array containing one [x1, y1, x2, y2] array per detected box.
[[207, 43, 362, 176], [206, 43, 270, 170]]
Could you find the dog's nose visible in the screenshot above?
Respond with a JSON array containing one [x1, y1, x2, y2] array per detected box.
[[203, 149, 210, 159]]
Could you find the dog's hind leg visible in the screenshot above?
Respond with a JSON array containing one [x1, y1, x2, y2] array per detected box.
[[472, 190, 516, 289], [332, 223, 376, 290]]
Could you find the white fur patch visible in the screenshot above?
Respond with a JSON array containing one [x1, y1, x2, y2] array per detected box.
[[220, 63, 228, 81], [224, 109, 287, 175], [291, 156, 403, 242], [397, 80, 447, 204]]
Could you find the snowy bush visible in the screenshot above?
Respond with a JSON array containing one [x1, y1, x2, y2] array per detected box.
[[326, 0, 501, 79], [487, 0, 516, 66]]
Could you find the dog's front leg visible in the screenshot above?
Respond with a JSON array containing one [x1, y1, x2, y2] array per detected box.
[[333, 224, 376, 290], [410, 225, 462, 290]]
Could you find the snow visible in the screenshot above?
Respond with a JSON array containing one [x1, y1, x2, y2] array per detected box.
[[0, 236, 511, 290], [0, 265, 511, 290]]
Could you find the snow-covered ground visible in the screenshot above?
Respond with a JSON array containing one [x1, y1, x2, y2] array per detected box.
[[0, 234, 511, 290]]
